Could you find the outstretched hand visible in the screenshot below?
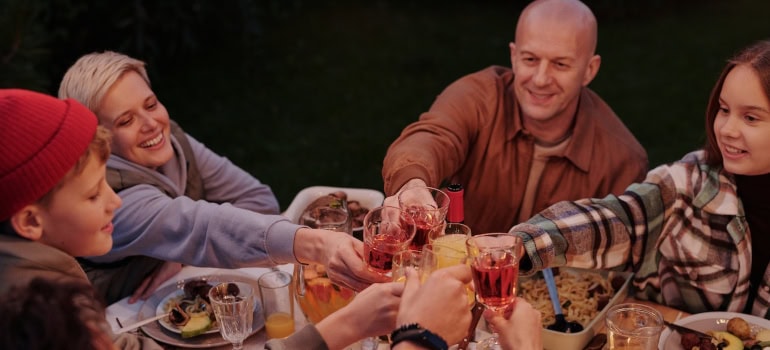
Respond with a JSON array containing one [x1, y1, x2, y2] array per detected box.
[[396, 265, 473, 346], [483, 298, 543, 350], [294, 228, 389, 291], [316, 281, 405, 350]]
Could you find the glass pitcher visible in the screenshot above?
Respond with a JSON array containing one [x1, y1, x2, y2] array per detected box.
[[293, 194, 356, 323]]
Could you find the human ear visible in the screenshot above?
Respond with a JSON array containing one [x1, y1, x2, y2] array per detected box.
[[509, 42, 517, 70], [9, 205, 44, 241], [582, 54, 601, 86]]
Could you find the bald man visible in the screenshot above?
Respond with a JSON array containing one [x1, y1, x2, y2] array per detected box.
[[382, 0, 648, 234]]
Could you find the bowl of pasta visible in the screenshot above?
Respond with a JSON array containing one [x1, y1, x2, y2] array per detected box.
[[518, 267, 633, 350]]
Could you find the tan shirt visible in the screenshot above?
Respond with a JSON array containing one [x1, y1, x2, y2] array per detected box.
[[382, 66, 648, 234], [517, 138, 571, 224]]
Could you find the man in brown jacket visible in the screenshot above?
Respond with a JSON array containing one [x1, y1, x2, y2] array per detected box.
[[382, 0, 648, 234]]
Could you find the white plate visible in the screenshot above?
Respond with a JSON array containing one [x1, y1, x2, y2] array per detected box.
[[154, 289, 219, 335], [138, 274, 264, 348], [659, 311, 770, 349], [282, 186, 385, 228]]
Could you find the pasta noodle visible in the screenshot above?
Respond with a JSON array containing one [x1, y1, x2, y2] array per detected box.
[[519, 270, 615, 328]]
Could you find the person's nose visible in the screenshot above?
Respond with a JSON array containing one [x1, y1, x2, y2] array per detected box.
[[106, 185, 123, 212], [718, 114, 741, 139], [532, 62, 551, 86], [138, 112, 159, 132]]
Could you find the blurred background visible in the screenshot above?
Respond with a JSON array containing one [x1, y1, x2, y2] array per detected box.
[[3, 0, 769, 208]]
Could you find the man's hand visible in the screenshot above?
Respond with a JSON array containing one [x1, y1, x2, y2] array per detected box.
[[396, 265, 473, 346], [383, 178, 429, 208]]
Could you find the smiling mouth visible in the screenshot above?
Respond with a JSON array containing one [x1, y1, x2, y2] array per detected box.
[[724, 145, 746, 155], [140, 133, 163, 148]]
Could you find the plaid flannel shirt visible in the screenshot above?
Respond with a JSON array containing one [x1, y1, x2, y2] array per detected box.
[[511, 150, 770, 318]]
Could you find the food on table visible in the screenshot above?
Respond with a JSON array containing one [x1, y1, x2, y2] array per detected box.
[[519, 269, 620, 328], [181, 314, 214, 338], [756, 329, 770, 342], [163, 280, 218, 338], [727, 317, 751, 340], [680, 332, 716, 350], [710, 331, 742, 350], [299, 191, 371, 231], [679, 316, 770, 350]]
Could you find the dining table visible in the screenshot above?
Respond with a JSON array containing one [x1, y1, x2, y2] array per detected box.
[[106, 264, 307, 350], [108, 264, 690, 350]]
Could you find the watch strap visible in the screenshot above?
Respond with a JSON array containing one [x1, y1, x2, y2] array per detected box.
[[390, 323, 448, 350]]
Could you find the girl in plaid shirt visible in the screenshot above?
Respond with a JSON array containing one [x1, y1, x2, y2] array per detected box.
[[510, 39, 770, 318]]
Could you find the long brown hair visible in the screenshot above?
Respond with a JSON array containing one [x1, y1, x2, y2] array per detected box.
[[704, 40, 770, 166]]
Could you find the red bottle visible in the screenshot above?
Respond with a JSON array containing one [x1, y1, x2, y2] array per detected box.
[[446, 183, 464, 224]]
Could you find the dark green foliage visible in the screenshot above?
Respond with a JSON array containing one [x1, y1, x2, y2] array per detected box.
[[2, 0, 770, 208]]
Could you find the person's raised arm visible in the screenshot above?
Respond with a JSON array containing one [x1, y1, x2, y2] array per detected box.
[[315, 281, 404, 349], [391, 265, 473, 349]]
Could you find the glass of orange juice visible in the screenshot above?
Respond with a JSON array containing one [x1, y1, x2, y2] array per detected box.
[[258, 271, 295, 339]]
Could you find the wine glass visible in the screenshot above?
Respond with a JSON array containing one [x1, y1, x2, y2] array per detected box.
[[397, 186, 450, 250], [421, 243, 475, 306], [362, 206, 416, 275], [208, 281, 255, 350], [391, 249, 424, 283], [360, 206, 415, 350], [465, 233, 523, 350]]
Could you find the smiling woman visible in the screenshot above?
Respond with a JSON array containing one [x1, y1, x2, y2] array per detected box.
[[96, 71, 174, 170]]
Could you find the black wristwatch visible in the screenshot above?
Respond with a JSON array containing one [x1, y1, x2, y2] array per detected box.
[[390, 323, 448, 350]]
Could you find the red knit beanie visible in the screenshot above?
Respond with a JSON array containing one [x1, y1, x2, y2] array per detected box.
[[0, 89, 97, 221]]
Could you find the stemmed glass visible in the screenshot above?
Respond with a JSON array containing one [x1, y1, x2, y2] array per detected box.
[[208, 281, 255, 350], [397, 186, 450, 250], [466, 233, 523, 350], [362, 206, 416, 274], [360, 206, 415, 350]]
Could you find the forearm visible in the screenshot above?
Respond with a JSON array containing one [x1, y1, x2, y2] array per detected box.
[[292, 228, 345, 266], [92, 187, 300, 267], [315, 308, 366, 350]]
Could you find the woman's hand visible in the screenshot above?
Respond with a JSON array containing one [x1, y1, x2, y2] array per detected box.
[[484, 298, 543, 350], [294, 228, 389, 291], [316, 282, 405, 350]]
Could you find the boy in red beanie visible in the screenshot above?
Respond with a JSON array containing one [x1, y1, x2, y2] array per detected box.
[[0, 89, 160, 349]]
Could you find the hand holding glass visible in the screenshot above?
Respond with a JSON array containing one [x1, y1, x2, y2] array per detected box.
[[362, 206, 416, 274], [466, 233, 522, 350], [397, 186, 450, 250]]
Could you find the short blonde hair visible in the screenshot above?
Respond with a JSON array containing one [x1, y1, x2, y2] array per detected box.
[[58, 51, 151, 114]]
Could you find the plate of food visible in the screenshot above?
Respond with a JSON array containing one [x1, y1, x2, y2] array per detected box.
[[660, 311, 770, 350], [283, 186, 383, 237], [518, 267, 633, 350], [138, 274, 264, 348], [154, 281, 220, 337]]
